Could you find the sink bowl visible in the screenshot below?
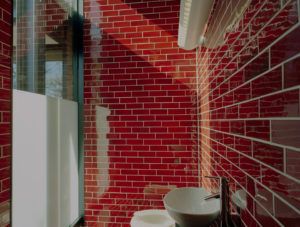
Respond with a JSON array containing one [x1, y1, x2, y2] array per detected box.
[[163, 187, 220, 227]]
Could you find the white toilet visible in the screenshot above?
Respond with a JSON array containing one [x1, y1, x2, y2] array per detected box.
[[130, 209, 175, 227]]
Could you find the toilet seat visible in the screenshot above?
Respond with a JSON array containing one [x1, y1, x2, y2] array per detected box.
[[130, 209, 175, 227]]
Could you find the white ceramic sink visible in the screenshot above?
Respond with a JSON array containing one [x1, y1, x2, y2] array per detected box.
[[163, 187, 220, 227]]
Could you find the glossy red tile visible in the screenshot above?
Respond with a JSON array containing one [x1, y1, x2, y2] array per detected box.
[[246, 176, 255, 198], [227, 148, 240, 165], [234, 136, 252, 156], [284, 56, 300, 88], [271, 26, 300, 66], [0, 0, 11, 224], [286, 149, 300, 180], [255, 182, 274, 215], [233, 83, 251, 104], [253, 141, 283, 171], [225, 105, 239, 119], [246, 120, 270, 141], [241, 209, 260, 227], [260, 90, 299, 118], [274, 196, 300, 226], [239, 100, 259, 118], [261, 166, 300, 209], [84, 0, 300, 226], [84, 0, 198, 225], [271, 120, 300, 148], [230, 120, 245, 136], [258, 0, 298, 50], [251, 67, 282, 98], [254, 200, 281, 227], [239, 155, 260, 178], [244, 51, 269, 82]]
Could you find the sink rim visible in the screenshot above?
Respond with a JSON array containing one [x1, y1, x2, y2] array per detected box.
[[163, 187, 221, 216]]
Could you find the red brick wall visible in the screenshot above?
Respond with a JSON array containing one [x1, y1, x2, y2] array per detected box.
[[198, 0, 300, 226], [83, 0, 198, 226], [0, 0, 11, 226]]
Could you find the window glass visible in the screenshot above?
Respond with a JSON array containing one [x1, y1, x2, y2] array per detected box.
[[13, 0, 75, 100]]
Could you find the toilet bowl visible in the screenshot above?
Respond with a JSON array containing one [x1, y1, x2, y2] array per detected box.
[[130, 209, 175, 227]]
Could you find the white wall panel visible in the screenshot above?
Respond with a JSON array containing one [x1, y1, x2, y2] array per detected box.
[[12, 90, 78, 227]]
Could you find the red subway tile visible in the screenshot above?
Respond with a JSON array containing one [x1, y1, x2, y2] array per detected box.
[[244, 51, 269, 82], [260, 90, 299, 118], [230, 120, 245, 136], [286, 149, 300, 180], [255, 182, 274, 215], [241, 209, 260, 227], [234, 136, 252, 156], [271, 26, 300, 66], [251, 67, 282, 98], [233, 83, 251, 104], [261, 165, 300, 209], [246, 120, 270, 141], [284, 56, 300, 89], [274, 196, 300, 226], [84, 0, 300, 226], [253, 141, 284, 171], [239, 100, 259, 118], [254, 200, 281, 227], [258, 0, 298, 50], [239, 155, 261, 178], [226, 105, 239, 119], [271, 120, 300, 148]]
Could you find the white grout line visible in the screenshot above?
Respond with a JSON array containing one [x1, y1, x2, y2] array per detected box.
[[199, 49, 300, 110], [200, 134, 300, 215], [199, 1, 269, 95], [199, 9, 299, 105], [231, 176, 273, 226], [201, 125, 300, 153], [201, 106, 300, 120], [275, 192, 300, 214], [201, 0, 291, 79], [272, 192, 276, 216], [199, 69, 300, 112], [203, 145, 284, 226], [204, 0, 268, 78], [200, 127, 300, 183], [206, 1, 232, 48]]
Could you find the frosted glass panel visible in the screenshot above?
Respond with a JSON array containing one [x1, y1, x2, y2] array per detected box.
[[12, 90, 47, 227], [12, 89, 78, 227]]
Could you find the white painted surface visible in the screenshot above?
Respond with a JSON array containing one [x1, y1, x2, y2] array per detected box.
[[12, 90, 78, 227], [13, 90, 48, 227], [59, 98, 79, 226], [96, 106, 111, 194]]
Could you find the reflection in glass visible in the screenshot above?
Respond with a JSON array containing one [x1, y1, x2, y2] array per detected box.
[[13, 0, 75, 100]]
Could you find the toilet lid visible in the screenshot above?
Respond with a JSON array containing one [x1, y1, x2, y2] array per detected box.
[[131, 209, 175, 227]]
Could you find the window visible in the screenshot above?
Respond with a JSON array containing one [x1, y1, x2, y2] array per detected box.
[[13, 0, 76, 100]]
